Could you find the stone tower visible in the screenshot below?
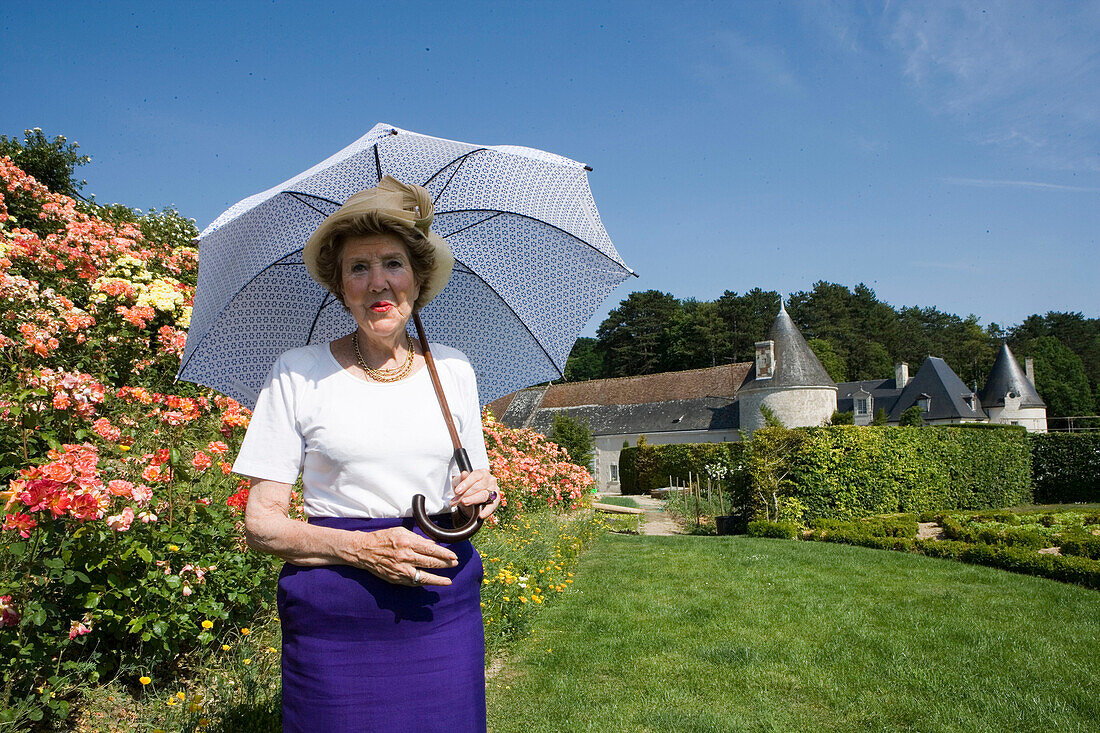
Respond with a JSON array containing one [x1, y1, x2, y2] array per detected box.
[[737, 301, 837, 433], [979, 342, 1047, 432]]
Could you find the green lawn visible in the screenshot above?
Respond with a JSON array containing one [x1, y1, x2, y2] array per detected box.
[[487, 535, 1100, 732], [596, 496, 642, 509]]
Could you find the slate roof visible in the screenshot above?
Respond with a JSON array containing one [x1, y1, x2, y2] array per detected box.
[[979, 343, 1045, 409], [739, 304, 835, 392], [529, 397, 740, 437], [836, 379, 902, 416], [887, 356, 985, 422]]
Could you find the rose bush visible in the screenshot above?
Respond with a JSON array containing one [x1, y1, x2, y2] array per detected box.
[[0, 156, 604, 728]]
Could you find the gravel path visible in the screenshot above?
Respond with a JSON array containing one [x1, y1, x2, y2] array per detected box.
[[629, 495, 681, 536]]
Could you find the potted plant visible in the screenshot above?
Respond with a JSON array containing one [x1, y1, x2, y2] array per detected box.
[[706, 462, 738, 535]]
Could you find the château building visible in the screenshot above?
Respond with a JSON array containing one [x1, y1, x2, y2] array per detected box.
[[488, 306, 1048, 492]]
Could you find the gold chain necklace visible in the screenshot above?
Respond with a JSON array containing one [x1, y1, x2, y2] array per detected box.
[[353, 331, 416, 382]]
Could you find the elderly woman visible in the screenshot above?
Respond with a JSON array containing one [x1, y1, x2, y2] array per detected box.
[[233, 176, 500, 733]]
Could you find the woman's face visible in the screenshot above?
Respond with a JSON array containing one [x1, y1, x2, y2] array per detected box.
[[339, 233, 421, 343]]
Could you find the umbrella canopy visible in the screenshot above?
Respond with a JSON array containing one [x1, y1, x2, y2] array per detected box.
[[178, 123, 633, 408]]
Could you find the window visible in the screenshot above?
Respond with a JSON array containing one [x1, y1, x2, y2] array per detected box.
[[918, 395, 931, 412], [610, 464, 619, 481], [855, 397, 869, 415]]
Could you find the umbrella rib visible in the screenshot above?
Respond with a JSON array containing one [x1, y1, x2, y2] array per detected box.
[[440, 209, 634, 275], [305, 290, 335, 344], [286, 191, 341, 215], [423, 149, 486, 202], [448, 256, 565, 379]]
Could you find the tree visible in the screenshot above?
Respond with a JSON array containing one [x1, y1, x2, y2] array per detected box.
[[848, 340, 894, 381], [0, 128, 89, 197], [668, 299, 730, 370], [760, 404, 786, 428], [872, 408, 888, 426], [807, 338, 846, 382], [1016, 336, 1093, 417], [745, 425, 805, 522], [713, 288, 780, 363], [830, 410, 854, 425], [899, 406, 923, 426], [550, 414, 594, 473], [595, 290, 681, 377], [563, 337, 603, 381]]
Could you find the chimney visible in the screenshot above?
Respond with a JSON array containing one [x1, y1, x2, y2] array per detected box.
[[1025, 357, 1036, 386], [895, 362, 909, 389], [755, 340, 775, 380]]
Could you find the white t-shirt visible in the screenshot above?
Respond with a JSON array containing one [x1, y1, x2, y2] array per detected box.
[[232, 342, 490, 519]]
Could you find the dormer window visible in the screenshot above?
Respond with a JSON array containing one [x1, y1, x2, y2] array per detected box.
[[918, 394, 931, 413], [964, 394, 975, 410], [855, 397, 870, 415]]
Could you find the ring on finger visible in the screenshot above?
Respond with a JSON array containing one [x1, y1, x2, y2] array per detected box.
[[413, 568, 422, 585]]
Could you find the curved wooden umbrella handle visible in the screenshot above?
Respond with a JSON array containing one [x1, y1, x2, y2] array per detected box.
[[411, 313, 487, 542]]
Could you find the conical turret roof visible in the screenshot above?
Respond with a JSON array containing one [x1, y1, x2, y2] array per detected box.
[[979, 343, 1045, 408], [739, 302, 835, 391]]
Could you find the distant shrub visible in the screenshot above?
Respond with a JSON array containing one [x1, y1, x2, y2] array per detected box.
[[915, 540, 969, 560], [1060, 536, 1100, 561], [747, 520, 799, 539], [1029, 433, 1100, 503]]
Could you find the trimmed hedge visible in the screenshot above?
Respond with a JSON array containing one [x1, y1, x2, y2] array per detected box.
[[748, 425, 1031, 522], [618, 442, 748, 496], [1060, 536, 1100, 560], [808, 532, 1100, 590], [747, 520, 799, 539], [623, 425, 1031, 520], [1029, 432, 1100, 503]]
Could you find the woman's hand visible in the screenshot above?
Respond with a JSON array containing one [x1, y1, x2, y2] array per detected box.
[[345, 527, 459, 587], [244, 478, 457, 586], [450, 468, 501, 520]]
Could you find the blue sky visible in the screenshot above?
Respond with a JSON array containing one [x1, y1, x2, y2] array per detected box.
[[3, 1, 1097, 335]]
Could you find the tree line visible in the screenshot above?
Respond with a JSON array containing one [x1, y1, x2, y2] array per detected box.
[[564, 284, 1099, 419]]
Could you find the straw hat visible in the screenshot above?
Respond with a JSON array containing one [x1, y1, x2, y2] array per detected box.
[[303, 175, 454, 308]]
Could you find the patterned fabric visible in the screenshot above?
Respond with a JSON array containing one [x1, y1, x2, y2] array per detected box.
[[180, 123, 633, 409]]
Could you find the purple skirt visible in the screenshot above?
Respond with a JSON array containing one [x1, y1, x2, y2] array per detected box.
[[277, 515, 486, 733]]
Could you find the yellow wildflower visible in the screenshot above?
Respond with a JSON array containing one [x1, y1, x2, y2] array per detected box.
[[139, 676, 151, 685], [222, 644, 231, 651], [240, 627, 250, 635], [243, 658, 252, 665], [201, 620, 213, 629]]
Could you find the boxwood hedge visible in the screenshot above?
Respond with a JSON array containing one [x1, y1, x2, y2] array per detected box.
[[620, 425, 1031, 520], [1029, 432, 1100, 503]]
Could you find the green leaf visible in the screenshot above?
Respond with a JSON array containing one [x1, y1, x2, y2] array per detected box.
[[7, 541, 25, 557], [136, 546, 153, 563]]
